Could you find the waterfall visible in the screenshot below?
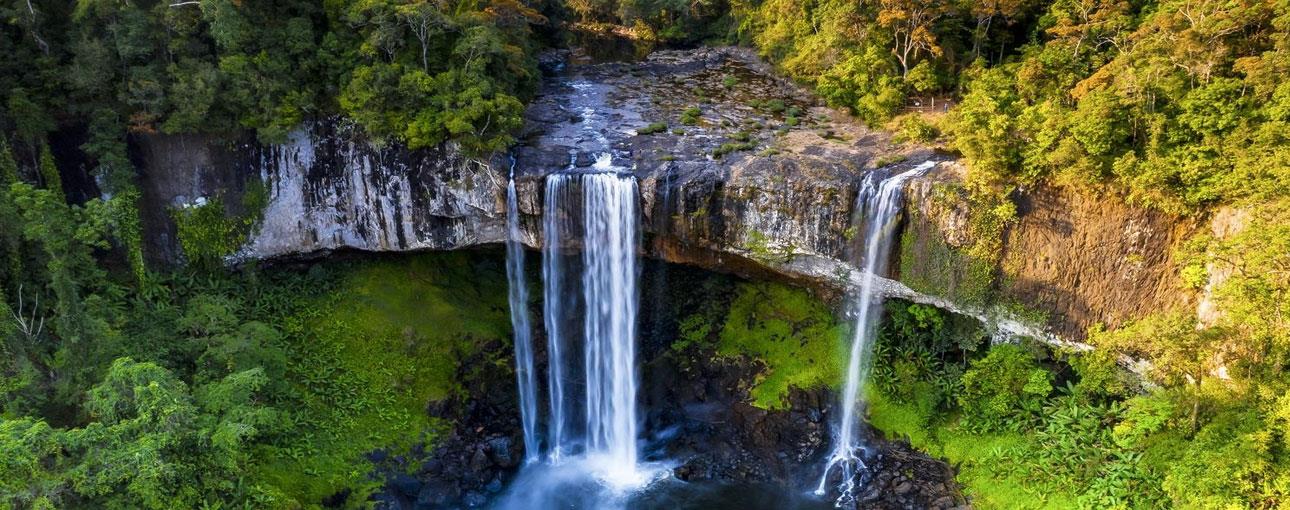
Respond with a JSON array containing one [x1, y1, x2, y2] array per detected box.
[[543, 174, 574, 462], [580, 171, 641, 479], [816, 161, 936, 503], [506, 169, 540, 464]]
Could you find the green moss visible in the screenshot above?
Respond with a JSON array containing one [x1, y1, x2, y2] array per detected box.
[[898, 208, 997, 308], [250, 252, 512, 505], [714, 282, 847, 409]]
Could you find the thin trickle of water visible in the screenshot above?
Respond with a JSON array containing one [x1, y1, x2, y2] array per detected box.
[[816, 161, 936, 504], [543, 174, 574, 462], [581, 172, 641, 478], [506, 168, 540, 464]]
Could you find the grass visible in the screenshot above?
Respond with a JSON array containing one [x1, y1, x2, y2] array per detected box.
[[713, 141, 756, 159], [249, 252, 512, 506]]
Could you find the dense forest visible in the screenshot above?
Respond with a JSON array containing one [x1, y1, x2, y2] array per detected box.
[[2, 0, 1289, 508]]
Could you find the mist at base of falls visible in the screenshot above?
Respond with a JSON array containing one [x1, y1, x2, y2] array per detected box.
[[494, 459, 832, 510]]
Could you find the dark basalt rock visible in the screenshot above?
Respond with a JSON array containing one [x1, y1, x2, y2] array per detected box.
[[642, 347, 964, 509]]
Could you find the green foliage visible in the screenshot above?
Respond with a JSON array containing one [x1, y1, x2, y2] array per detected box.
[[250, 253, 511, 503], [1, 0, 549, 154], [702, 282, 846, 409], [638, 121, 668, 135], [0, 247, 513, 508], [892, 114, 939, 143], [959, 344, 1052, 433], [817, 47, 906, 126], [36, 145, 61, 198], [171, 182, 267, 270], [680, 106, 702, 125]]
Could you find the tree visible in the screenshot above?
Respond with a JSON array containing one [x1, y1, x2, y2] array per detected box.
[[876, 0, 951, 78], [397, 0, 451, 72], [817, 46, 906, 125], [968, 0, 1033, 60]]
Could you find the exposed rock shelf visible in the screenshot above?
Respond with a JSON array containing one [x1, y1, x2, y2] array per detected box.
[[136, 46, 1192, 348]]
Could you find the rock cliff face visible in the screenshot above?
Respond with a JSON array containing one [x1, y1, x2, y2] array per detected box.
[[136, 123, 505, 264], [901, 164, 1196, 340], [134, 47, 1193, 344]]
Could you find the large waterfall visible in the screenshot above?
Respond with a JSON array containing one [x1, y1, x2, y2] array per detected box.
[[580, 171, 641, 478], [816, 161, 936, 503], [500, 155, 657, 509], [506, 170, 540, 464]]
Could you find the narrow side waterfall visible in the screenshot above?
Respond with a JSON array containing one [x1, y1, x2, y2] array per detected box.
[[580, 172, 641, 479], [506, 173, 540, 464], [817, 161, 936, 503], [543, 174, 574, 461]]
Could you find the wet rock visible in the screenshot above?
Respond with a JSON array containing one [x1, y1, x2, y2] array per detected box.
[[393, 474, 421, 497], [485, 436, 517, 468], [462, 491, 487, 508]]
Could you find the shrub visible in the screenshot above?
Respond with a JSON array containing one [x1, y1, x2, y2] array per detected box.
[[638, 122, 667, 135], [893, 114, 939, 143], [680, 107, 702, 125], [959, 344, 1052, 432]]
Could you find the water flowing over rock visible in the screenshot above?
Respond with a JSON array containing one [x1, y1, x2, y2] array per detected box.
[[580, 170, 642, 477], [498, 168, 663, 510], [543, 173, 574, 461], [506, 166, 540, 464], [816, 162, 934, 503]]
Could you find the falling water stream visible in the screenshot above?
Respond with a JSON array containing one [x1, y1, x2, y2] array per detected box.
[[506, 162, 540, 465], [543, 173, 574, 462], [498, 155, 665, 510], [816, 161, 936, 504], [580, 169, 642, 479]]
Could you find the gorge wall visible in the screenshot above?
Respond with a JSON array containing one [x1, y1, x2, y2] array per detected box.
[[134, 47, 1196, 345]]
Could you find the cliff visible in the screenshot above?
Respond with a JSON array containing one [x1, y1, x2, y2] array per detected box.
[[134, 47, 1195, 345]]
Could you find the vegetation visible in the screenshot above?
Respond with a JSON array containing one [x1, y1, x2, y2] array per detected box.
[[0, 0, 551, 161], [680, 106, 703, 125], [3, 0, 1289, 508], [869, 299, 1290, 509], [637, 121, 668, 135], [673, 280, 846, 409], [0, 158, 515, 510]]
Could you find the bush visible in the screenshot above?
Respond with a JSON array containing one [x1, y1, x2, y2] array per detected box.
[[893, 114, 939, 143], [638, 122, 668, 135], [959, 344, 1052, 432], [680, 107, 702, 125]]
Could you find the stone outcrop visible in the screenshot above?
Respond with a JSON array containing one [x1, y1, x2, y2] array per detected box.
[[134, 46, 1194, 346], [901, 163, 1197, 340]]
